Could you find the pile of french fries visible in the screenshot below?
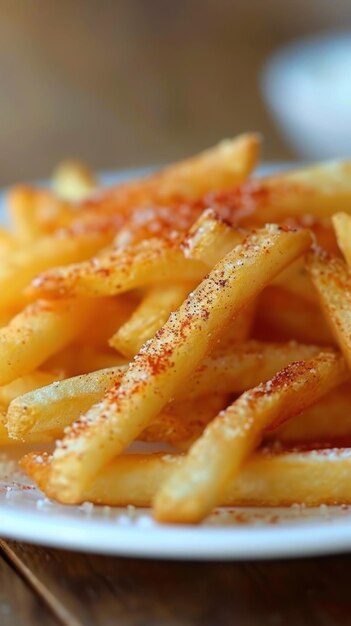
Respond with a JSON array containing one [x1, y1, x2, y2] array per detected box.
[[1, 133, 351, 523]]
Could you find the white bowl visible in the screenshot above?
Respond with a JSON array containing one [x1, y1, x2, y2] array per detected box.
[[262, 32, 351, 159]]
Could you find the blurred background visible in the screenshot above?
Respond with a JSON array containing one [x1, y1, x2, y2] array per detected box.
[[1, 0, 351, 185]]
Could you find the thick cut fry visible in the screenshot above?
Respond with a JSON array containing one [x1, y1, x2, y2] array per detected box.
[[22, 447, 351, 507], [0, 231, 111, 310], [79, 296, 137, 349], [110, 284, 191, 358], [180, 340, 323, 399], [44, 345, 127, 378], [0, 299, 98, 385], [0, 408, 58, 445], [140, 394, 229, 450], [52, 159, 97, 202], [270, 383, 351, 443], [215, 302, 256, 347], [7, 341, 320, 439], [8, 186, 74, 240], [238, 160, 351, 223], [0, 227, 17, 257], [333, 212, 351, 267], [0, 308, 21, 328], [154, 352, 348, 522], [29, 238, 207, 299], [0, 371, 59, 407], [254, 286, 334, 346], [45, 225, 311, 503], [182, 208, 243, 266], [90, 134, 260, 210], [307, 250, 351, 368], [273, 258, 316, 304], [7, 366, 125, 439]]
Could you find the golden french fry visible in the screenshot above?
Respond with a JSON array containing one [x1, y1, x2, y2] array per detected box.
[[0, 308, 22, 328], [154, 352, 348, 522], [45, 225, 311, 504], [0, 227, 17, 257], [94, 134, 260, 209], [140, 394, 229, 450], [332, 212, 351, 267], [182, 207, 243, 265], [22, 446, 351, 507], [52, 159, 97, 202], [0, 231, 111, 310], [307, 250, 351, 368], [239, 160, 351, 223], [270, 383, 351, 443], [254, 286, 334, 346], [0, 299, 98, 385], [7, 366, 125, 439], [273, 258, 316, 304], [7, 186, 75, 240], [0, 371, 59, 407], [0, 407, 58, 446], [181, 340, 323, 399], [28, 238, 206, 300], [110, 284, 191, 358], [43, 345, 127, 378], [215, 301, 256, 347], [79, 296, 137, 350]]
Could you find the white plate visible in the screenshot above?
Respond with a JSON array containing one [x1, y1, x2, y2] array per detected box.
[[1, 164, 350, 561]]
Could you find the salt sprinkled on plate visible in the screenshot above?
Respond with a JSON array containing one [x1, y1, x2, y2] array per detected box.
[[136, 515, 154, 529], [80, 501, 94, 515]]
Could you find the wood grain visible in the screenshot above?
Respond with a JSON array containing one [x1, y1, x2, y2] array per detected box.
[[0, 544, 58, 626], [3, 540, 351, 626]]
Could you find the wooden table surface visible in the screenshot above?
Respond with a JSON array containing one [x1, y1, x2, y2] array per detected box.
[[0, 539, 351, 625]]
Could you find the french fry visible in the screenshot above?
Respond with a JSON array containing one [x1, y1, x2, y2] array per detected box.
[[215, 301, 256, 347], [254, 286, 335, 346], [89, 134, 259, 209], [0, 308, 21, 329], [78, 296, 137, 350], [140, 394, 229, 450], [333, 212, 351, 267], [180, 340, 323, 399], [0, 299, 98, 385], [61, 135, 259, 250], [238, 160, 351, 223], [43, 345, 127, 378], [0, 231, 112, 310], [45, 225, 311, 503], [273, 258, 316, 305], [0, 371, 59, 407], [52, 159, 97, 202], [110, 284, 191, 358], [28, 238, 207, 300], [0, 407, 59, 446], [0, 227, 17, 257], [182, 208, 243, 266], [307, 250, 351, 368], [7, 366, 125, 439], [270, 383, 351, 443], [154, 352, 348, 522], [22, 446, 351, 507], [8, 186, 74, 240]]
